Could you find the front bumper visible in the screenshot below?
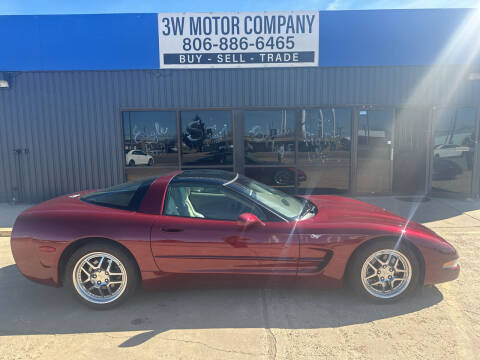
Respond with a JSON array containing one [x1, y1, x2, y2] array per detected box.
[[422, 242, 460, 285], [424, 261, 460, 285]]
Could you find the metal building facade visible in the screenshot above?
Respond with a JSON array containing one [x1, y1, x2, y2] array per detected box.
[[0, 66, 479, 202]]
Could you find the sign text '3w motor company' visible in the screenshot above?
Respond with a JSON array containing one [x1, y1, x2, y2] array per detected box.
[[158, 11, 319, 69]]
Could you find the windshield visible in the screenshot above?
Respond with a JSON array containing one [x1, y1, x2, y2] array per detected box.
[[230, 174, 309, 220]]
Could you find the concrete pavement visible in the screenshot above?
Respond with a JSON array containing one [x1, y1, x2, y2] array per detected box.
[[0, 196, 479, 359]]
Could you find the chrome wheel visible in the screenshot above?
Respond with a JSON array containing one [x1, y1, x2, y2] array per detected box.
[[361, 249, 412, 299], [73, 252, 127, 304]]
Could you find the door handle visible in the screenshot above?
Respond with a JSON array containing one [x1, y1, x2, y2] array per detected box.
[[161, 228, 183, 232]]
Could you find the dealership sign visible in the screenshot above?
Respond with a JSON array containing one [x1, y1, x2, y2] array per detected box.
[[158, 11, 319, 69]]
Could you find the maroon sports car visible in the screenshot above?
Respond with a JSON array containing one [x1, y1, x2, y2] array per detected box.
[[11, 170, 459, 309]]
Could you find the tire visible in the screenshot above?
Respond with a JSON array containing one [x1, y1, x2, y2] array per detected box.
[[273, 169, 293, 186], [348, 239, 421, 303], [64, 241, 139, 309], [148, 158, 153, 166], [128, 159, 135, 167]]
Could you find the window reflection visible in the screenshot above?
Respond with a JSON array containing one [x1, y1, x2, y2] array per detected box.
[[123, 111, 179, 181], [243, 167, 300, 192], [432, 108, 476, 195], [121, 107, 478, 196], [244, 111, 296, 190], [297, 108, 351, 193], [356, 109, 393, 194], [244, 111, 295, 165], [181, 111, 233, 167]]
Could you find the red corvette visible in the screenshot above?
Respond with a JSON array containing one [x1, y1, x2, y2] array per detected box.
[[11, 170, 459, 309]]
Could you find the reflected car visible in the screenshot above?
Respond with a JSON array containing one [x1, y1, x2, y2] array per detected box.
[[246, 166, 306, 186], [11, 170, 459, 309], [433, 144, 469, 159], [433, 157, 463, 180], [244, 155, 307, 186], [125, 150, 153, 166], [182, 151, 307, 186]]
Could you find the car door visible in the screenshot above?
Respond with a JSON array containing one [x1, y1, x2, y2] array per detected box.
[[131, 150, 140, 164], [150, 181, 299, 275], [136, 150, 148, 165]]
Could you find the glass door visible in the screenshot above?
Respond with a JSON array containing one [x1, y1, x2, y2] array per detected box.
[[392, 108, 429, 195], [431, 107, 476, 196], [356, 109, 394, 194], [297, 108, 352, 194]]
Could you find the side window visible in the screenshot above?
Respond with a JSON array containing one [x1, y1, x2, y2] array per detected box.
[[164, 183, 266, 221]]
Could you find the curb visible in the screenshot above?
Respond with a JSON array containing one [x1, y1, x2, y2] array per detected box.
[[0, 228, 12, 237]]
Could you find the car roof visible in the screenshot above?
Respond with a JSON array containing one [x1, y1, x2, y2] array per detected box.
[[170, 169, 237, 185]]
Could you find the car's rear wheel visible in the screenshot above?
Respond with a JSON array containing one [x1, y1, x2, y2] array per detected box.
[[129, 159, 135, 166], [349, 239, 420, 303], [148, 158, 153, 166], [65, 242, 139, 309]]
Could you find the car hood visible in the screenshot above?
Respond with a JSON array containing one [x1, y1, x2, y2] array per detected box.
[[301, 195, 437, 237]]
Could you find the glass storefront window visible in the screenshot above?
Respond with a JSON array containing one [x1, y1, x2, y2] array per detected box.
[[244, 110, 296, 165], [180, 111, 233, 167], [123, 111, 178, 181], [244, 110, 296, 190], [297, 108, 352, 194], [122, 107, 478, 197], [432, 107, 476, 195]]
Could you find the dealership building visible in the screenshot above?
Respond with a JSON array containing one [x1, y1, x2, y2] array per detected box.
[[0, 8, 479, 203]]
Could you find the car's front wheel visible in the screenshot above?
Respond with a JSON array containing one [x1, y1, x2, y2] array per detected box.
[[349, 239, 421, 303], [273, 169, 293, 186], [65, 242, 139, 309]]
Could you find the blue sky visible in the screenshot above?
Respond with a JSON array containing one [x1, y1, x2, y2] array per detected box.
[[0, 0, 478, 15]]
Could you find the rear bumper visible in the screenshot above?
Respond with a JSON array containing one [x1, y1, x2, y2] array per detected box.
[[10, 235, 62, 287]]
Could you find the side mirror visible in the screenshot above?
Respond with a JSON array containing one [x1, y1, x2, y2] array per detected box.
[[237, 213, 265, 229]]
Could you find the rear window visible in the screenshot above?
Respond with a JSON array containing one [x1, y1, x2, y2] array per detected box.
[[81, 177, 156, 211]]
